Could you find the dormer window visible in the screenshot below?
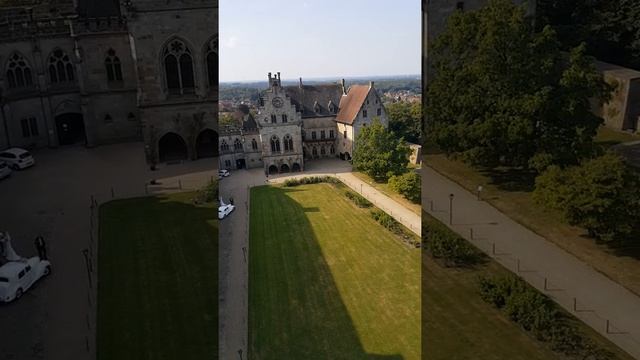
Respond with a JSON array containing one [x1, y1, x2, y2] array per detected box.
[[314, 101, 320, 114], [328, 101, 336, 114]]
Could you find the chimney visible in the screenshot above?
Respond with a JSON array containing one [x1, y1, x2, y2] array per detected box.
[[268, 72, 272, 80], [341, 79, 346, 95], [369, 81, 374, 88], [299, 77, 303, 88], [277, 72, 281, 81]]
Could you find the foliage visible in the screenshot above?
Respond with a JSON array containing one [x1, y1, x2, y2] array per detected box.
[[423, 215, 482, 267], [388, 172, 421, 203], [370, 209, 420, 247], [353, 119, 411, 182], [386, 101, 422, 144], [533, 153, 640, 242], [426, 0, 612, 170], [478, 275, 614, 359], [344, 190, 372, 208], [283, 176, 340, 187], [195, 179, 218, 203], [537, 0, 640, 70], [219, 113, 238, 128]]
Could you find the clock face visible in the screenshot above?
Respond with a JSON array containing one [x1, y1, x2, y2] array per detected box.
[[272, 97, 284, 108]]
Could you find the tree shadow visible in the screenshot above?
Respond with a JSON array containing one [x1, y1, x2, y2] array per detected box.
[[97, 194, 218, 360], [249, 186, 407, 360], [478, 167, 537, 192]]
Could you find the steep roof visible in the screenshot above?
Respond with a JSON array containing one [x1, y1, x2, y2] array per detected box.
[[335, 85, 371, 125], [594, 60, 640, 81], [283, 84, 342, 118]]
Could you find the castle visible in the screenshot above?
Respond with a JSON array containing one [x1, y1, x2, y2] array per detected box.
[[218, 73, 388, 174], [0, 0, 218, 164]]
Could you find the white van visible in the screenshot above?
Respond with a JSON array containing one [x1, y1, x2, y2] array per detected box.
[[0, 257, 51, 302]]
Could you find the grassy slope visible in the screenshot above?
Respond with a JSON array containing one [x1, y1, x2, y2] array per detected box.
[[97, 192, 217, 360], [249, 183, 420, 360], [423, 214, 634, 360]]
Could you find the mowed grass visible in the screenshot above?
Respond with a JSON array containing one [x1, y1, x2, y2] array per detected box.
[[97, 192, 217, 360], [249, 184, 420, 360], [351, 171, 422, 215]]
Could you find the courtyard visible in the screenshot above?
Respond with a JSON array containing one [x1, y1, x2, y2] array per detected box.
[[248, 183, 420, 359]]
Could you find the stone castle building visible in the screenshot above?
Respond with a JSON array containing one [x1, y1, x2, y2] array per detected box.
[[219, 72, 388, 174], [0, 0, 218, 164]]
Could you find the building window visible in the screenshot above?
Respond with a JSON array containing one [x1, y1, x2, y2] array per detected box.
[[127, 112, 136, 121], [48, 49, 75, 84], [162, 39, 195, 94], [6, 53, 33, 89], [221, 140, 229, 152], [270, 136, 281, 152], [329, 130, 334, 139], [251, 138, 258, 150], [362, 109, 368, 118], [20, 117, 38, 137], [312, 147, 318, 157], [284, 134, 294, 152], [234, 138, 243, 151], [105, 49, 123, 82], [206, 38, 217, 87], [312, 131, 317, 140], [225, 160, 231, 168], [271, 114, 277, 123], [320, 146, 326, 155], [377, 108, 381, 116], [104, 114, 113, 124], [456, 1, 464, 10], [330, 145, 335, 154], [320, 130, 325, 139], [282, 114, 288, 123], [343, 130, 347, 139]]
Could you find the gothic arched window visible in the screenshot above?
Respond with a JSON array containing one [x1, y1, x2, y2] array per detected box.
[[330, 145, 335, 154], [320, 146, 326, 155], [6, 53, 33, 89], [283, 134, 293, 152], [220, 140, 229, 152], [234, 138, 243, 151], [162, 39, 195, 94], [105, 49, 123, 82], [205, 38, 217, 87], [270, 136, 281, 152], [251, 138, 258, 150], [48, 49, 75, 84]]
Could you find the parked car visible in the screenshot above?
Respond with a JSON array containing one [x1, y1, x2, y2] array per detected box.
[[0, 257, 51, 303], [0, 148, 35, 170], [218, 203, 235, 219], [218, 169, 230, 177], [0, 161, 11, 180]]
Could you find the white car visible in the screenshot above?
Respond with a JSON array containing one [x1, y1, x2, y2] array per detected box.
[[218, 169, 230, 178], [0, 161, 11, 180], [218, 204, 235, 219], [0, 257, 51, 303], [0, 148, 35, 170]]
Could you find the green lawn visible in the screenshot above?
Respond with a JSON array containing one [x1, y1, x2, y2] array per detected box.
[[351, 171, 421, 215], [423, 213, 634, 360], [249, 183, 420, 359], [97, 192, 217, 360]]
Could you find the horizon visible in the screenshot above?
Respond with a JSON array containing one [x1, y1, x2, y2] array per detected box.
[[220, 73, 421, 84]]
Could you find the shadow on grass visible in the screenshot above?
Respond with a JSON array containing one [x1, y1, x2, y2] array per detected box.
[[97, 194, 217, 360], [249, 186, 404, 360]]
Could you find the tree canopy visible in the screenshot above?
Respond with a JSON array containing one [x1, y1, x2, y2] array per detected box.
[[426, 0, 612, 170], [386, 101, 422, 145], [353, 119, 410, 182]]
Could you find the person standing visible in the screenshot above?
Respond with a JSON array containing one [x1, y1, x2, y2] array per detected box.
[[35, 236, 47, 260]]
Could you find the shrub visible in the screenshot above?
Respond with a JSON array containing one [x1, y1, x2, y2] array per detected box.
[[344, 191, 372, 208], [388, 171, 421, 203], [283, 176, 339, 187], [195, 179, 218, 203], [424, 216, 481, 266], [370, 209, 419, 247]]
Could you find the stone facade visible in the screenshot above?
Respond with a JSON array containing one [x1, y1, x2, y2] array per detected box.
[[219, 73, 387, 174], [0, 0, 218, 164], [594, 60, 640, 131]]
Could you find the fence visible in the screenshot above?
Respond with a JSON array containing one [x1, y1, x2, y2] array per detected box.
[[424, 195, 640, 358]]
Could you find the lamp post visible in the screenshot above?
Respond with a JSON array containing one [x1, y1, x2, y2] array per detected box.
[[449, 193, 454, 225], [477, 185, 483, 201], [0, 88, 10, 148]]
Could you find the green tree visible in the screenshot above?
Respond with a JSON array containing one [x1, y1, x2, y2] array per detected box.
[[219, 113, 237, 128], [388, 172, 421, 203], [353, 119, 410, 182], [386, 101, 422, 144], [426, 0, 611, 170]]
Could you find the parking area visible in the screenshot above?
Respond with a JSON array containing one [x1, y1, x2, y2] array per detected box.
[[0, 142, 215, 360]]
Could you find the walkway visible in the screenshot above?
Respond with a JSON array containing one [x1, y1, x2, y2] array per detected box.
[[424, 166, 640, 359]]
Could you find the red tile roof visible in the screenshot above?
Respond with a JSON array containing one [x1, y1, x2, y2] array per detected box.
[[335, 84, 371, 125]]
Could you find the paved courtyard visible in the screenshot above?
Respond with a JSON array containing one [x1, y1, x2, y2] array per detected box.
[[0, 142, 215, 360]]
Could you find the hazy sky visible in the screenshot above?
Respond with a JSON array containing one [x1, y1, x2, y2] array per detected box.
[[219, 0, 421, 82]]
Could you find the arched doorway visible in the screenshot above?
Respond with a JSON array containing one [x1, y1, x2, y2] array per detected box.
[[280, 164, 290, 173], [292, 163, 301, 172], [55, 113, 85, 145], [158, 132, 188, 162], [196, 129, 218, 158], [268, 165, 278, 174]]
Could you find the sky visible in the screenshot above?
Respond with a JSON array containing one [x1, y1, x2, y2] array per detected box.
[[219, 0, 421, 82]]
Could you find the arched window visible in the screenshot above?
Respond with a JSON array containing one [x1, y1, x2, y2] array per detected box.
[[48, 49, 75, 84], [105, 49, 123, 82], [6, 53, 33, 89], [270, 136, 280, 152], [284, 134, 294, 152], [330, 145, 335, 154], [220, 140, 229, 152], [162, 39, 195, 94], [270, 114, 277, 123], [320, 146, 326, 155], [251, 138, 258, 150], [205, 38, 217, 87], [312, 147, 318, 157], [234, 138, 243, 151]]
